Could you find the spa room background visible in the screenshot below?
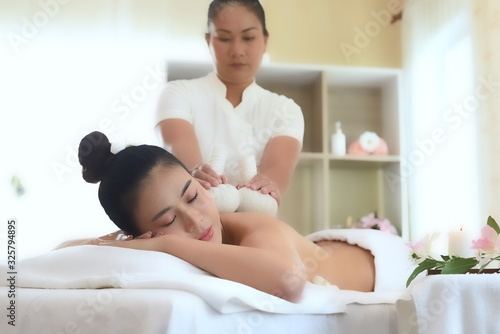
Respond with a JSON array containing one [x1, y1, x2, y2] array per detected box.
[[1, 0, 499, 261]]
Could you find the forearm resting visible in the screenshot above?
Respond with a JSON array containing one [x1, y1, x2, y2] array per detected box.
[[108, 235, 306, 302], [161, 236, 306, 302], [54, 231, 128, 249]]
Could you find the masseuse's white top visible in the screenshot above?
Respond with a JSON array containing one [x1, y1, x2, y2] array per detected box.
[[155, 71, 304, 184]]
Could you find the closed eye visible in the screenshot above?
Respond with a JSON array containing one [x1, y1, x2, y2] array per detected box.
[[188, 192, 198, 203], [162, 192, 196, 227], [164, 216, 176, 227]]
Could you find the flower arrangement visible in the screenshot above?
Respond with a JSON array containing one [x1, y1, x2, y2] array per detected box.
[[359, 131, 381, 152], [406, 216, 500, 287], [347, 131, 389, 155], [354, 212, 398, 235]]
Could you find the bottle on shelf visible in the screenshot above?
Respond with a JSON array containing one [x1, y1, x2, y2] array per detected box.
[[331, 121, 346, 156]]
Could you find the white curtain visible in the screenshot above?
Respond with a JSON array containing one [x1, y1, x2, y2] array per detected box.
[[474, 1, 500, 224], [402, 0, 500, 244]]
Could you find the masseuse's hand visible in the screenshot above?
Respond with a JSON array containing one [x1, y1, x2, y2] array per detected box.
[[191, 163, 229, 189], [238, 173, 281, 206]]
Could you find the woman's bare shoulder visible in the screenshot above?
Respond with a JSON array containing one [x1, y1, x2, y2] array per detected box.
[[220, 212, 297, 247], [220, 212, 283, 230]]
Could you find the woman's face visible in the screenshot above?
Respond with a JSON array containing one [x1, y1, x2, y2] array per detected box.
[[133, 165, 223, 243], [206, 4, 268, 86]]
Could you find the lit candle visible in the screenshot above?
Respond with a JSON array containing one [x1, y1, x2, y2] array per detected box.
[[448, 226, 473, 258]]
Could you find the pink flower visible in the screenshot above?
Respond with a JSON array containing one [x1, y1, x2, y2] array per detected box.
[[357, 212, 398, 234], [360, 212, 378, 228], [471, 225, 500, 255], [406, 233, 438, 259], [377, 219, 398, 235]]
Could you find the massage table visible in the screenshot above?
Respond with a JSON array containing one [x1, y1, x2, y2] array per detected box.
[[1, 229, 415, 334]]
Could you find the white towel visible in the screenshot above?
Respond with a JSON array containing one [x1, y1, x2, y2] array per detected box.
[[0, 245, 346, 315], [396, 274, 500, 334], [306, 229, 415, 294]]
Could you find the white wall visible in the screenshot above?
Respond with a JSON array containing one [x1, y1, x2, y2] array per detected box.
[[0, 0, 215, 259]]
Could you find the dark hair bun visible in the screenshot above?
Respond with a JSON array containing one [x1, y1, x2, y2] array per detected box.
[[78, 131, 114, 183]]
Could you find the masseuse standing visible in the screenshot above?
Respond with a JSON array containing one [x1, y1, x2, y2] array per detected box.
[[155, 0, 304, 206]]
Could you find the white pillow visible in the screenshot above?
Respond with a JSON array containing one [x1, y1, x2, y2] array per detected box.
[[9, 245, 207, 289]]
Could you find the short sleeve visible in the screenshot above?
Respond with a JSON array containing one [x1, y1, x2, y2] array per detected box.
[[270, 97, 305, 145], [155, 80, 194, 126]]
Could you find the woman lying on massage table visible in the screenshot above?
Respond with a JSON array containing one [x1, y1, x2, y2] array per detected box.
[[73, 131, 376, 302]]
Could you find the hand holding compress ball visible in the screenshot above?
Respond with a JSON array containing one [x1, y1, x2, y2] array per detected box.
[[237, 172, 281, 204], [236, 155, 278, 216], [206, 144, 240, 213], [207, 145, 278, 216], [190, 162, 229, 189]]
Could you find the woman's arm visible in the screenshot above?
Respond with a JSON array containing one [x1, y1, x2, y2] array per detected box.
[[112, 214, 306, 302], [164, 236, 305, 302], [54, 230, 129, 249], [157, 119, 224, 188], [157, 119, 202, 171], [241, 136, 301, 205]]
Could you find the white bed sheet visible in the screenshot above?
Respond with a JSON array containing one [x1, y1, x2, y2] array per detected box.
[[0, 287, 399, 334]]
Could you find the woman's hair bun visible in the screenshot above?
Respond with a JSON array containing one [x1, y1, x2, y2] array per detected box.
[[78, 131, 114, 183]]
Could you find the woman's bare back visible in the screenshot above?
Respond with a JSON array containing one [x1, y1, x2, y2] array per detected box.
[[311, 240, 375, 292], [222, 212, 376, 292], [288, 230, 375, 292]]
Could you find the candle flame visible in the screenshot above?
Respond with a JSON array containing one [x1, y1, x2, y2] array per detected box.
[[460, 225, 463, 232]]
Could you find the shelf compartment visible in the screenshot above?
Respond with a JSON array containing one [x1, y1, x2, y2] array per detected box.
[[328, 168, 381, 228], [278, 159, 326, 235], [328, 165, 402, 234], [328, 154, 400, 168], [325, 68, 401, 156]]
